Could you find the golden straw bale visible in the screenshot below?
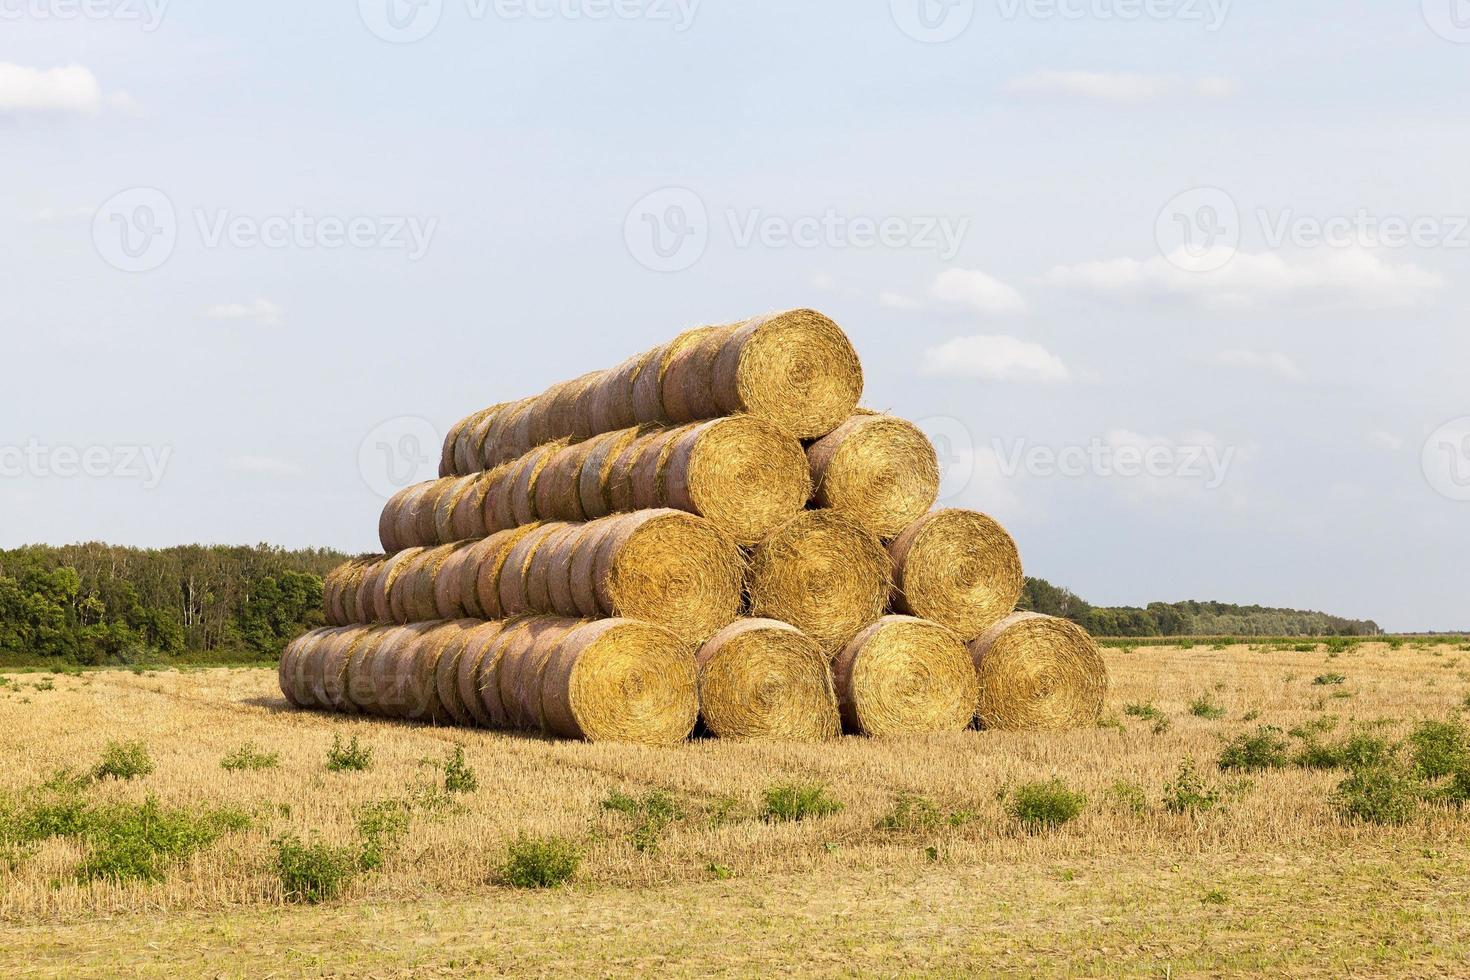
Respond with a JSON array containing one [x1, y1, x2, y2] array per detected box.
[[807, 414, 939, 539], [969, 612, 1107, 731], [831, 615, 978, 737], [468, 524, 542, 619], [889, 509, 1023, 642], [495, 616, 582, 732], [662, 416, 811, 546], [498, 523, 572, 617], [748, 510, 891, 653], [453, 620, 507, 727], [541, 618, 698, 745], [695, 619, 839, 742]]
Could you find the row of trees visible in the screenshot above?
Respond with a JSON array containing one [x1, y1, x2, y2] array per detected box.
[[0, 543, 346, 665], [1019, 579, 1381, 637]]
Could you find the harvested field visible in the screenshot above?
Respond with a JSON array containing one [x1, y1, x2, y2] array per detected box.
[[5, 641, 1470, 976]]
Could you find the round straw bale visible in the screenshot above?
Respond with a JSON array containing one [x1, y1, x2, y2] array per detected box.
[[525, 523, 581, 612], [457, 405, 504, 476], [632, 327, 719, 423], [447, 471, 493, 540], [393, 480, 447, 551], [366, 548, 423, 623], [478, 618, 535, 728], [592, 509, 744, 646], [541, 619, 698, 745], [301, 627, 342, 707], [970, 612, 1106, 731], [808, 414, 939, 539], [576, 427, 644, 520], [661, 325, 730, 423], [441, 412, 472, 478], [472, 401, 522, 470], [345, 624, 396, 714], [454, 620, 508, 726], [344, 559, 383, 624], [586, 353, 647, 435], [889, 509, 1023, 642], [504, 441, 565, 528], [379, 485, 414, 553], [278, 631, 314, 707], [328, 559, 377, 626], [534, 441, 594, 522], [401, 544, 459, 623], [432, 542, 476, 620], [498, 523, 570, 617], [537, 371, 601, 446], [320, 627, 369, 712], [832, 616, 978, 737], [476, 464, 515, 536], [495, 617, 582, 732], [469, 524, 542, 619], [430, 619, 479, 726], [387, 547, 433, 624], [494, 400, 538, 467], [626, 427, 684, 510], [373, 623, 444, 720], [546, 523, 594, 614], [433, 475, 481, 544], [748, 511, 891, 653], [605, 435, 653, 514], [695, 619, 839, 742], [568, 520, 613, 618], [663, 416, 812, 546], [698, 310, 863, 439]]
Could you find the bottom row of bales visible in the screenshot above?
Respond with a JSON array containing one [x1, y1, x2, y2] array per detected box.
[[281, 612, 1107, 746]]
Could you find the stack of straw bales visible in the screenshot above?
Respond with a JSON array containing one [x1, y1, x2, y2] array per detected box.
[[285, 308, 1107, 745]]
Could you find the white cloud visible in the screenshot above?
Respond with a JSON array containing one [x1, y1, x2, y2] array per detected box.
[[1366, 430, 1404, 452], [0, 63, 123, 115], [29, 206, 94, 223], [1004, 70, 1236, 103], [1041, 246, 1442, 311], [810, 272, 836, 291], [226, 456, 302, 477], [1214, 349, 1304, 381], [205, 298, 284, 326], [878, 290, 924, 310], [920, 334, 1070, 384], [929, 268, 1029, 316]]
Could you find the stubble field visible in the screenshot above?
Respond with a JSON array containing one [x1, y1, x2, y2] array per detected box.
[[3, 640, 1469, 977]]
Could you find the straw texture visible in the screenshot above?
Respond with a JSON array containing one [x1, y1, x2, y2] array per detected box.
[[969, 612, 1107, 731], [831, 616, 979, 737], [889, 509, 1024, 642], [695, 619, 840, 742], [807, 414, 939, 539]]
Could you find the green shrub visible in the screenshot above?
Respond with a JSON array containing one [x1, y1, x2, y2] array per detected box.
[[761, 784, 844, 823], [442, 746, 478, 794], [1408, 720, 1468, 779], [355, 800, 412, 871], [877, 794, 944, 831], [220, 743, 280, 772], [600, 790, 684, 852], [1189, 695, 1227, 720], [500, 834, 580, 888], [1124, 702, 1165, 722], [1217, 727, 1290, 772], [93, 740, 154, 781], [1329, 763, 1423, 826], [1313, 673, 1347, 686], [1293, 732, 1393, 771], [325, 735, 372, 773], [1162, 759, 1221, 814], [274, 834, 360, 903], [1108, 781, 1148, 815], [78, 798, 248, 884], [1008, 779, 1086, 832]]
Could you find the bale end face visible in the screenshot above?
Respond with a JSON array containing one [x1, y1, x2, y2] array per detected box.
[[696, 619, 839, 742], [970, 612, 1107, 731], [832, 615, 978, 737], [889, 509, 1023, 642], [722, 309, 863, 439], [808, 414, 939, 539], [541, 619, 698, 745]]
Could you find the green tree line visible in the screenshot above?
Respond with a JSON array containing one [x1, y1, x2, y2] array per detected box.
[[0, 543, 345, 666]]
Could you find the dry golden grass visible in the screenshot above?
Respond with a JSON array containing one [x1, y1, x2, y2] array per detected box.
[[4, 640, 1470, 977]]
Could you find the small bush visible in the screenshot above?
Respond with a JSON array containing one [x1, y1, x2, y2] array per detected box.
[[1163, 759, 1222, 815], [1293, 732, 1393, 771], [93, 740, 154, 781], [1408, 720, 1468, 780], [1189, 695, 1227, 720], [500, 834, 580, 888], [761, 784, 844, 823], [220, 743, 280, 772], [442, 746, 478, 794], [877, 794, 944, 832], [356, 800, 412, 871], [78, 799, 248, 884], [1008, 779, 1086, 832], [275, 835, 360, 903], [1124, 702, 1165, 722], [1312, 673, 1347, 686], [1108, 781, 1148, 815], [1217, 727, 1289, 772], [600, 790, 684, 852], [325, 735, 372, 773], [1330, 763, 1423, 826]]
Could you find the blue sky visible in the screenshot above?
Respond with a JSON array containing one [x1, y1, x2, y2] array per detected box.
[[3, 1, 1468, 630]]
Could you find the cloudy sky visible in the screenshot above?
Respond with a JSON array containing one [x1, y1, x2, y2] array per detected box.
[[2, 1, 1467, 630]]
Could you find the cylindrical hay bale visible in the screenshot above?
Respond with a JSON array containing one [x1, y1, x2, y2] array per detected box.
[[663, 416, 811, 546], [632, 327, 719, 424], [358, 624, 416, 716], [577, 427, 645, 520], [321, 628, 369, 712], [748, 511, 891, 653], [889, 509, 1023, 642], [433, 475, 482, 544], [808, 414, 940, 539], [695, 619, 839, 742], [625, 428, 684, 510], [495, 617, 581, 732], [403, 480, 450, 553], [567, 521, 613, 618], [541, 619, 698, 745], [414, 620, 473, 724], [524, 524, 581, 612], [454, 621, 506, 727], [701, 310, 864, 439], [478, 618, 534, 728], [433, 542, 477, 620], [387, 548, 433, 625], [470, 524, 542, 620], [279, 631, 318, 707], [534, 441, 595, 523], [449, 470, 495, 541], [498, 523, 571, 617], [365, 548, 423, 623], [591, 509, 744, 646], [375, 623, 446, 721], [970, 612, 1107, 731], [501, 442, 564, 529], [585, 353, 647, 436], [398, 544, 458, 624], [832, 616, 979, 737], [345, 624, 396, 715]]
